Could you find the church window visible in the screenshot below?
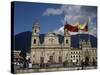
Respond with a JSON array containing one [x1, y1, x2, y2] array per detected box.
[[71, 56, 72, 58], [49, 38, 54, 45], [76, 59, 78, 63], [34, 39, 36, 44], [71, 60, 72, 62], [76, 56, 78, 58], [66, 39, 68, 43], [79, 55, 80, 58], [73, 56, 75, 58], [51, 39, 53, 44], [79, 52, 80, 54], [96, 57, 97, 60], [35, 29, 37, 33]]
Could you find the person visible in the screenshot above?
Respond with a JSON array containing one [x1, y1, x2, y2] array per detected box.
[[28, 61, 32, 68], [20, 62, 24, 69], [17, 62, 20, 69]]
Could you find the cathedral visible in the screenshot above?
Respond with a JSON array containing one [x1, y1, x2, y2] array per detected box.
[[30, 22, 97, 67]]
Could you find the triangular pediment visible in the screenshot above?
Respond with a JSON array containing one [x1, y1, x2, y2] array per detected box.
[[45, 32, 57, 37]]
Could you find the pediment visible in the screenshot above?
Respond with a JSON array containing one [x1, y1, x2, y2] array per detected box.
[[45, 32, 57, 37]]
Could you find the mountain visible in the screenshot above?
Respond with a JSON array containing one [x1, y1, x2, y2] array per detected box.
[[14, 31, 32, 52], [14, 31, 97, 52], [71, 34, 97, 48]]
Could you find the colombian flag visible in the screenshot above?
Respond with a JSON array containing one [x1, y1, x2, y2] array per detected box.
[[64, 22, 88, 32], [78, 22, 88, 32], [64, 24, 78, 32]]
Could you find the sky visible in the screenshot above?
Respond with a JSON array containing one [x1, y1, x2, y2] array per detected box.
[[13, 1, 97, 37]]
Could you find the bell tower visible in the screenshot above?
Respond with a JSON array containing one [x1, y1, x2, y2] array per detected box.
[[64, 27, 71, 47], [31, 21, 40, 46], [31, 21, 40, 63]]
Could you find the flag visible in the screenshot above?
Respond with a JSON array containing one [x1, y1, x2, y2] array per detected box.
[[78, 24, 85, 29], [64, 24, 78, 32], [81, 25, 88, 31], [64, 21, 88, 32], [78, 21, 88, 32]]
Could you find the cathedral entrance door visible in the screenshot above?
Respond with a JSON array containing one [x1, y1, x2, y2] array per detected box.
[[59, 56, 62, 63], [49, 56, 53, 63], [40, 57, 44, 64], [40, 57, 45, 68]]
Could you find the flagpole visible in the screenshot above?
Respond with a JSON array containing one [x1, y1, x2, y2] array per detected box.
[[78, 24, 80, 48], [78, 22, 81, 48], [88, 17, 90, 42], [79, 29, 81, 48]]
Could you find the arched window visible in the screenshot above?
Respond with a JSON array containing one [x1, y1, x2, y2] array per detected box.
[[49, 38, 54, 45], [33, 39, 36, 44], [51, 39, 53, 44], [73, 56, 75, 58], [79, 55, 80, 59], [71, 56, 72, 58], [35, 29, 37, 33], [76, 59, 78, 63], [66, 39, 68, 43]]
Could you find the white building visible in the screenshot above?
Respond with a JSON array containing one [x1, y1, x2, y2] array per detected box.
[[30, 22, 97, 66]]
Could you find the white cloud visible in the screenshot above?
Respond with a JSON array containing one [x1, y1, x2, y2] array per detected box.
[[43, 8, 63, 16], [43, 5, 82, 16], [43, 5, 97, 37]]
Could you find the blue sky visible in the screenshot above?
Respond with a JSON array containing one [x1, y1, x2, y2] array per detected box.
[[14, 2, 63, 35], [13, 1, 97, 37]]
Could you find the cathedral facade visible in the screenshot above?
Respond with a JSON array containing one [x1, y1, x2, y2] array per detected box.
[[30, 22, 97, 67]]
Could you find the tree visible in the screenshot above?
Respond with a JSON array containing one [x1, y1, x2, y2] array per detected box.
[[19, 51, 26, 68]]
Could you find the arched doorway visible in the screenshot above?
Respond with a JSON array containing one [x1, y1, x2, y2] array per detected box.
[[40, 57, 44, 67], [59, 56, 62, 63], [85, 56, 89, 66]]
